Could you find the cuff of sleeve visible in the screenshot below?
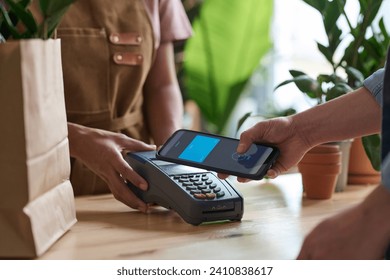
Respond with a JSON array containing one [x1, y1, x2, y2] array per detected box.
[[363, 69, 385, 107]]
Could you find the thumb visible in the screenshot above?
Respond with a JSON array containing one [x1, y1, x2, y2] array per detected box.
[[120, 136, 157, 152], [237, 130, 254, 154]]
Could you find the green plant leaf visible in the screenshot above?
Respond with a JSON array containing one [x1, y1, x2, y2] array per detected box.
[[275, 69, 320, 100], [317, 73, 343, 84], [1, 0, 71, 39], [345, 66, 364, 85], [326, 25, 342, 54], [325, 83, 352, 101], [303, 0, 344, 58], [301, 0, 325, 13], [288, 71, 319, 95], [38, 0, 74, 38], [278, 73, 319, 99], [289, 69, 307, 78], [4, 0, 36, 36], [0, 4, 22, 38], [317, 74, 333, 83], [0, 0, 32, 39], [39, 0, 74, 16], [342, 0, 384, 76], [236, 111, 252, 133], [362, 134, 381, 171], [358, 0, 382, 28], [317, 42, 334, 65], [322, 0, 344, 36], [379, 18, 389, 43], [184, 0, 272, 134]]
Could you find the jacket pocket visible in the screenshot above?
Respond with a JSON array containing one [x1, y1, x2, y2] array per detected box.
[[57, 28, 110, 114]]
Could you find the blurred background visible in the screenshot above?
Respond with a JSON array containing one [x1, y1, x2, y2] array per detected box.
[[176, 0, 390, 137]]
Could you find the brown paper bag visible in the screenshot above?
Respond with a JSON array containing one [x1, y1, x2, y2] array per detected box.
[[0, 39, 77, 258]]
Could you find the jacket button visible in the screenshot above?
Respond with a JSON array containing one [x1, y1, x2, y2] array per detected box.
[[137, 55, 143, 61], [110, 34, 120, 43], [116, 54, 123, 61], [136, 36, 142, 43]]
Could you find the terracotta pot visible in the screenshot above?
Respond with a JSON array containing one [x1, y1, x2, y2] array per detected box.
[[309, 144, 340, 154], [298, 144, 342, 199], [298, 163, 341, 175], [300, 151, 341, 164], [300, 173, 340, 199], [348, 137, 380, 185]]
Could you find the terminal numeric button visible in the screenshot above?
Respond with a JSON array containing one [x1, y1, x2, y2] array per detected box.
[[213, 187, 221, 193], [194, 193, 207, 199], [182, 182, 193, 187], [179, 178, 189, 183], [209, 183, 217, 189], [216, 191, 225, 198], [190, 190, 201, 195]]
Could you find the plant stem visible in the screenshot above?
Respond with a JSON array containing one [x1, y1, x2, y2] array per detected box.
[[350, 5, 374, 68], [43, 19, 47, 39]]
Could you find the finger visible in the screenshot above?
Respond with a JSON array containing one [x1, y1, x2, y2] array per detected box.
[[115, 156, 149, 191], [217, 173, 229, 179], [268, 161, 286, 178], [266, 168, 279, 179], [240, 120, 273, 151], [110, 173, 148, 212], [238, 129, 257, 153], [237, 177, 251, 183], [237, 142, 251, 154], [119, 134, 157, 151]]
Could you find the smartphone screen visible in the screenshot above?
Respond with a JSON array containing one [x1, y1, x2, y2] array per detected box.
[[157, 129, 278, 179]]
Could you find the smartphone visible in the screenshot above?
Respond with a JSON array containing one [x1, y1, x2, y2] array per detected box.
[[156, 129, 279, 180]]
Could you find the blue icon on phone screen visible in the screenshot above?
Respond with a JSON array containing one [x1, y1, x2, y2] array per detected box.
[[179, 135, 220, 163]]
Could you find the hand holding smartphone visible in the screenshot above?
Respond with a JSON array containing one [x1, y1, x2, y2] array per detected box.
[[156, 129, 279, 180]]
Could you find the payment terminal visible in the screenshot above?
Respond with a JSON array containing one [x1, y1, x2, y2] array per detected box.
[[124, 151, 243, 225]]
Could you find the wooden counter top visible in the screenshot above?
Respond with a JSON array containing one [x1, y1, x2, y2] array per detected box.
[[39, 173, 375, 260]]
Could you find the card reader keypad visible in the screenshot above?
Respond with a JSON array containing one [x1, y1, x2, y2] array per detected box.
[[171, 173, 226, 200]]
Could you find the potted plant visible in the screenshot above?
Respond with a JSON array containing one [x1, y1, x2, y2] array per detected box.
[[275, 0, 389, 189], [0, 0, 76, 258], [183, 0, 273, 134], [298, 144, 342, 199]]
